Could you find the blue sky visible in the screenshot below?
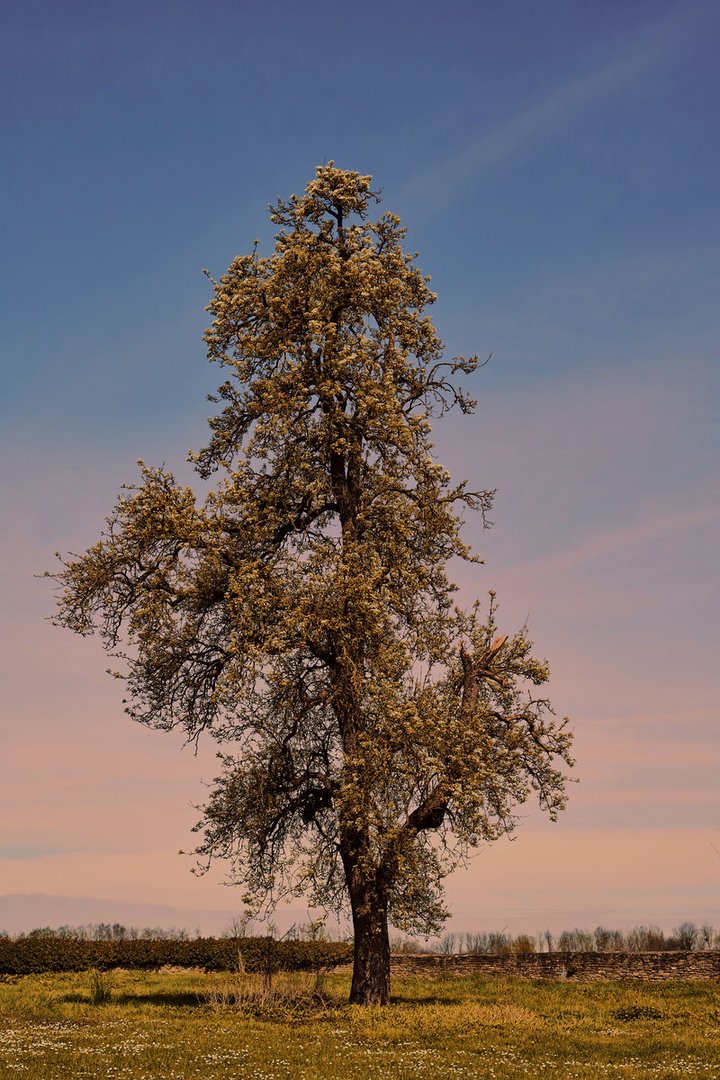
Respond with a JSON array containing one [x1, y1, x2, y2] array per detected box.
[[1, 0, 718, 935]]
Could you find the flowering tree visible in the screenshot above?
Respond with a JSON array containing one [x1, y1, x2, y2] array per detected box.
[[51, 166, 573, 1004]]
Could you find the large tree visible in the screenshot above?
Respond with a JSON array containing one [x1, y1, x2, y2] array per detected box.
[[51, 166, 573, 1004]]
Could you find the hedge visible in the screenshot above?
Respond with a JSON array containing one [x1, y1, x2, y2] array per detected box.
[[0, 936, 353, 976]]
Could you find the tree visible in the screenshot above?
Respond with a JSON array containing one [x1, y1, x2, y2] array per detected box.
[[50, 165, 573, 1004], [672, 921, 699, 950]]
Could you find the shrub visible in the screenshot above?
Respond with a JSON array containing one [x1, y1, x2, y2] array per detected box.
[[0, 936, 352, 976], [88, 968, 112, 1005], [512, 934, 536, 955]]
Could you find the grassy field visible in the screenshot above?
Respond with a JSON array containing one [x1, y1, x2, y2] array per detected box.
[[0, 968, 718, 1078]]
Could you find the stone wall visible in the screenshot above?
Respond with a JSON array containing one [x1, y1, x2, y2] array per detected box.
[[390, 951, 720, 981]]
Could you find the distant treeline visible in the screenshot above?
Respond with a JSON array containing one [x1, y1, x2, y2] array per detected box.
[[4, 923, 202, 942], [0, 917, 331, 943], [401, 922, 720, 955], [2, 920, 718, 954]]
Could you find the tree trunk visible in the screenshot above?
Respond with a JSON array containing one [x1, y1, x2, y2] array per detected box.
[[348, 875, 391, 1005]]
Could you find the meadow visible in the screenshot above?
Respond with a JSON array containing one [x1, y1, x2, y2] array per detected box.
[[1, 968, 719, 1079]]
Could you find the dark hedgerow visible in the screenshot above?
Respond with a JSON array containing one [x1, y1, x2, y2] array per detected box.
[[0, 936, 352, 976]]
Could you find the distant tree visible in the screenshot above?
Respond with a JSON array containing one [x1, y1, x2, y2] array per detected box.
[[389, 933, 431, 954], [487, 931, 514, 955], [438, 933, 459, 955], [541, 929, 555, 953], [50, 165, 573, 1004], [626, 925, 666, 952], [464, 932, 485, 954], [672, 921, 699, 950], [465, 931, 513, 956], [222, 912, 254, 940], [698, 924, 716, 950], [512, 933, 536, 954], [593, 925, 625, 952], [557, 928, 594, 951]]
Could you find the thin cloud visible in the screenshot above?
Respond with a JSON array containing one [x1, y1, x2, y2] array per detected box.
[[503, 500, 720, 581], [405, 7, 705, 206]]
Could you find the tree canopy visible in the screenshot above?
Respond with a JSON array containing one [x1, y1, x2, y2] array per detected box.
[[51, 165, 573, 1003]]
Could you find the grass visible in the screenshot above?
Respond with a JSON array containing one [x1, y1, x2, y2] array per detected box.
[[0, 968, 718, 1078]]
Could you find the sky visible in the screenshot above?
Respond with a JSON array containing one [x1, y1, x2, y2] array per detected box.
[[1, 0, 718, 939]]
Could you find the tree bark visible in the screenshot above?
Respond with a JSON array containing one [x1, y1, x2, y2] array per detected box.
[[347, 871, 391, 1004]]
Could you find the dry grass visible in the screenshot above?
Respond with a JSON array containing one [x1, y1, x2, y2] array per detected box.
[[201, 969, 337, 1017]]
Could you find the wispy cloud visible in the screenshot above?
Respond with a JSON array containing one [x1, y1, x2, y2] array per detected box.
[[503, 500, 720, 581], [405, 7, 704, 206]]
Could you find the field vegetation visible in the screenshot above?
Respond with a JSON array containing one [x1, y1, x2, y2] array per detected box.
[[1, 968, 718, 1079]]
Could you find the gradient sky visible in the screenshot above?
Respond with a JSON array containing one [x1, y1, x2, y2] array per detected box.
[[1, 0, 718, 938]]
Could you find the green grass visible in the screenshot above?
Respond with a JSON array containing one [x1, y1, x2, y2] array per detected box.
[[0, 968, 718, 1078]]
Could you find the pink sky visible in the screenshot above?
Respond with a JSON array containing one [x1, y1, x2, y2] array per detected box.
[[2, 361, 717, 938]]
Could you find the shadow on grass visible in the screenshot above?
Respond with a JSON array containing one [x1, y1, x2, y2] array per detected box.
[[390, 993, 459, 1005], [117, 992, 202, 1007], [60, 992, 202, 1007]]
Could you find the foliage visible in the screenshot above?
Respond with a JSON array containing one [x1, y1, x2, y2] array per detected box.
[[49, 164, 573, 1002], [0, 935, 351, 976]]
